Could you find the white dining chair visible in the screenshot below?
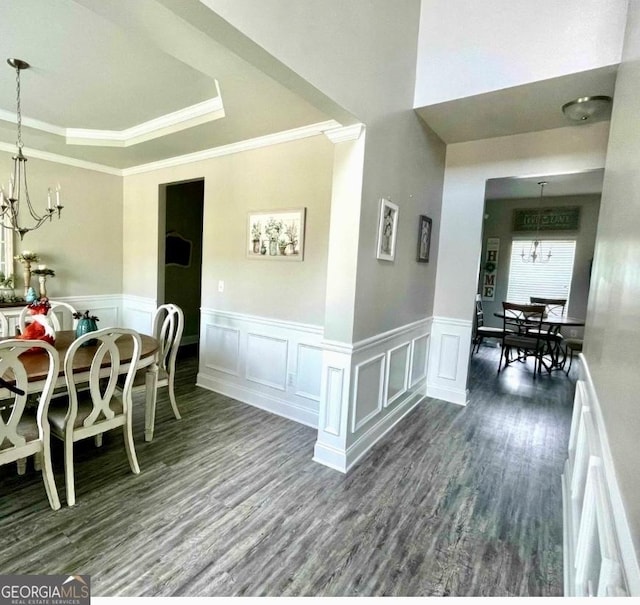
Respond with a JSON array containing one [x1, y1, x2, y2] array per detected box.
[[47, 327, 142, 506], [0, 310, 9, 336], [130, 304, 184, 442], [0, 339, 61, 510], [18, 300, 77, 333]]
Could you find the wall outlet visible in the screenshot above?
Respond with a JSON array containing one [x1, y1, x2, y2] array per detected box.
[[218, 280, 224, 293], [287, 372, 296, 387]]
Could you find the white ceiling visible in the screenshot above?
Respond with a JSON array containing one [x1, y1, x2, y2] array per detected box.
[[0, 0, 338, 170], [0, 0, 618, 184], [415, 65, 617, 144], [485, 168, 604, 200]]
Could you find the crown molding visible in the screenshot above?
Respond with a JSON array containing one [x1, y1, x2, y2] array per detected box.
[[66, 94, 224, 147], [323, 123, 365, 144], [0, 142, 122, 176], [121, 119, 342, 176], [0, 119, 344, 178], [0, 88, 224, 149]]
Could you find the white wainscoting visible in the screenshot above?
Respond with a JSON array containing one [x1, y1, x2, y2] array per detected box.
[[314, 318, 432, 473], [562, 353, 640, 597], [426, 316, 472, 406], [121, 294, 157, 333], [197, 309, 324, 427]]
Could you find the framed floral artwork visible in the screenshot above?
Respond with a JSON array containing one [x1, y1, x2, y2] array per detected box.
[[247, 208, 306, 260], [417, 215, 432, 263], [376, 198, 399, 261]]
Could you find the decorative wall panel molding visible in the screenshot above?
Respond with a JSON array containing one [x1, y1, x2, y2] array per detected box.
[[563, 354, 640, 596], [314, 317, 432, 473], [197, 309, 324, 428], [426, 316, 471, 406]]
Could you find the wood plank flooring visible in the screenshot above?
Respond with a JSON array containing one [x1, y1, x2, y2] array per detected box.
[[0, 343, 575, 597]]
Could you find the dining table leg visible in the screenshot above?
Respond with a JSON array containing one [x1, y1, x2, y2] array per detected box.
[[144, 361, 159, 442]]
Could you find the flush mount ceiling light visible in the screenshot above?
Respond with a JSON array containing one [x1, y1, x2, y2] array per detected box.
[[562, 95, 612, 123]]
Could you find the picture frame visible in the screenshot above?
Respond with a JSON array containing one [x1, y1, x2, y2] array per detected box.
[[417, 215, 432, 263], [247, 208, 306, 261], [376, 198, 399, 261]]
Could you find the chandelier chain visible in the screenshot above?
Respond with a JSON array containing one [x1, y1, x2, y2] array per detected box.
[[15, 64, 23, 150]]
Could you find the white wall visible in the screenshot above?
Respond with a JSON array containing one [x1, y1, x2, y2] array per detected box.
[[0, 151, 123, 298], [583, 0, 640, 578], [415, 0, 627, 106]]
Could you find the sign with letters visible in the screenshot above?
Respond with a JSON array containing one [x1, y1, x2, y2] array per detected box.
[[513, 206, 580, 232], [482, 237, 500, 301]]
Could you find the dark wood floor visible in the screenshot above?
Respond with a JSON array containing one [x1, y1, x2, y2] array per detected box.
[[0, 342, 575, 597]]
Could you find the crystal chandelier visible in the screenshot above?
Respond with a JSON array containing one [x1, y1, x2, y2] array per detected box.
[[0, 58, 63, 240], [521, 181, 551, 264]]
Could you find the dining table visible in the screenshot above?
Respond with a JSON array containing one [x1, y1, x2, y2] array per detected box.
[[1, 330, 160, 440]]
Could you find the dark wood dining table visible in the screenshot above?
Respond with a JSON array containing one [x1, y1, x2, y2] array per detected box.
[[1, 330, 160, 439]]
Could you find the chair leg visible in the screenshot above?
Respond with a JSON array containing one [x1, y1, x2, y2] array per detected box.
[[40, 439, 61, 511], [64, 437, 76, 507], [123, 421, 140, 475], [168, 374, 181, 420], [94, 434, 103, 447], [566, 348, 574, 375], [34, 451, 42, 471], [16, 457, 27, 475], [145, 366, 158, 442]]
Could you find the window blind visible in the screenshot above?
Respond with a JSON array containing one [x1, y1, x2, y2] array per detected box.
[[506, 239, 577, 305]]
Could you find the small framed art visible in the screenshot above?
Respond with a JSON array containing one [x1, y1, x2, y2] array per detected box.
[[376, 198, 399, 261], [417, 215, 432, 263]]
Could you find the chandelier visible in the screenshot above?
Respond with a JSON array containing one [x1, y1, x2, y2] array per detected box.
[[0, 58, 63, 240], [521, 181, 551, 264]]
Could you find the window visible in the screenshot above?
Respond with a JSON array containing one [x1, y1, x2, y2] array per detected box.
[[506, 239, 577, 305]]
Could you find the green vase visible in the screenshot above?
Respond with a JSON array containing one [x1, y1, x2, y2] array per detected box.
[[76, 318, 98, 346]]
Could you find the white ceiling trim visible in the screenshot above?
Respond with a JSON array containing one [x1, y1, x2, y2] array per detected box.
[[0, 142, 121, 176], [324, 124, 365, 143], [0, 119, 343, 178], [0, 91, 225, 149], [67, 93, 224, 147], [121, 119, 342, 176]]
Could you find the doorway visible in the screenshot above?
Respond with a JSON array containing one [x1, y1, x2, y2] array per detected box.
[[159, 179, 204, 353]]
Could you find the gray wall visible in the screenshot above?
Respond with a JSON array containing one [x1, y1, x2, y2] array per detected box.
[[481, 194, 600, 334], [205, 0, 446, 342], [584, 0, 640, 563]]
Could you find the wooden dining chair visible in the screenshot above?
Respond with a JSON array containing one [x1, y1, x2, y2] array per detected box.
[[47, 327, 142, 506], [0, 310, 10, 337], [18, 300, 77, 333], [0, 339, 61, 510], [498, 302, 548, 377], [127, 304, 184, 442]]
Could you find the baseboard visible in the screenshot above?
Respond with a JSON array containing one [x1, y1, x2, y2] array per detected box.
[[426, 382, 469, 406], [197, 372, 318, 429], [345, 387, 426, 472]]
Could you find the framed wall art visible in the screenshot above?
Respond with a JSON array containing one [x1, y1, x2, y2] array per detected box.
[[376, 198, 399, 261], [247, 208, 306, 261], [417, 215, 432, 263]]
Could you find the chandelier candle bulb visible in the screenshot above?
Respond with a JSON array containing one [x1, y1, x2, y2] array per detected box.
[[47, 188, 52, 209]]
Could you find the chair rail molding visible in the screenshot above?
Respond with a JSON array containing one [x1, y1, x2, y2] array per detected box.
[[426, 316, 472, 406], [563, 353, 640, 597], [314, 317, 432, 473]]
